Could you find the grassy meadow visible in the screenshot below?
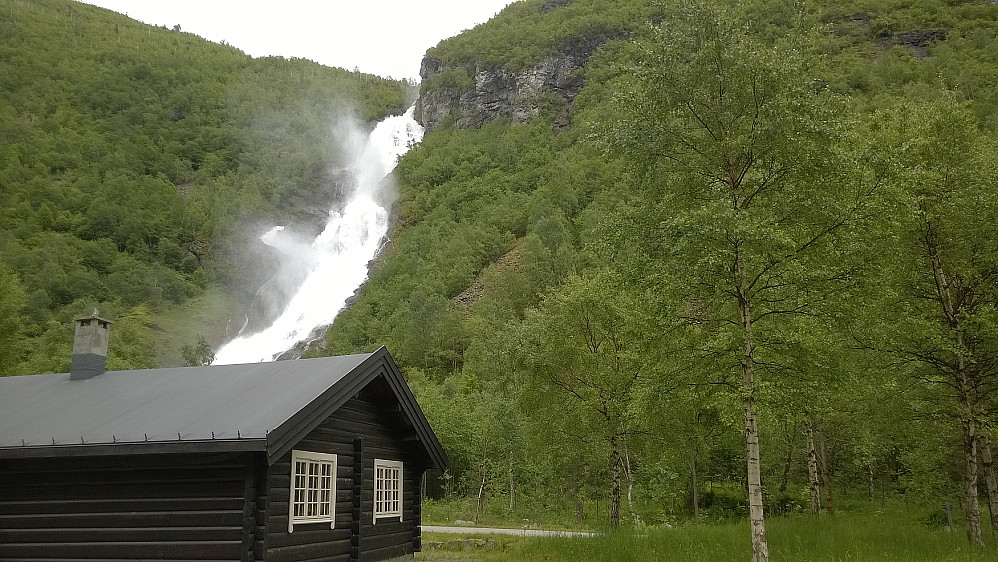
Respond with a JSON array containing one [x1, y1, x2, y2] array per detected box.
[[418, 501, 997, 561]]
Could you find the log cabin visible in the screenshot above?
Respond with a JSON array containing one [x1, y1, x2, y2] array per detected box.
[[0, 314, 447, 561]]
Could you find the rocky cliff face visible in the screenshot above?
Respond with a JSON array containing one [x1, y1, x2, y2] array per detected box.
[[415, 34, 615, 132]]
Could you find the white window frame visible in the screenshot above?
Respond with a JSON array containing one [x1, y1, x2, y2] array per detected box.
[[288, 450, 337, 533], [373, 459, 403, 523]]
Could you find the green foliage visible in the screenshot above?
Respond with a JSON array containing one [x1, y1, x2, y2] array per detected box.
[[181, 334, 215, 366], [424, 0, 659, 72], [331, 0, 998, 546], [323, 119, 617, 370], [7, 0, 998, 549], [0, 0, 409, 371], [420, 503, 998, 560], [0, 260, 26, 375]]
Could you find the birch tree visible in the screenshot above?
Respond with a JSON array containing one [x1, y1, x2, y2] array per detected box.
[[602, 2, 871, 558], [883, 99, 998, 546], [519, 271, 653, 528]]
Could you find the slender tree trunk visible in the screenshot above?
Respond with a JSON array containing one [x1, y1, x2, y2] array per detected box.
[[818, 420, 834, 514], [744, 401, 768, 561], [691, 457, 700, 520], [610, 434, 621, 529], [475, 470, 487, 524], [927, 230, 984, 546], [868, 464, 875, 503], [736, 255, 769, 562], [572, 474, 584, 522], [978, 433, 998, 541], [962, 415, 984, 545], [804, 415, 821, 514], [509, 465, 515, 513], [624, 445, 635, 523], [780, 423, 794, 494]]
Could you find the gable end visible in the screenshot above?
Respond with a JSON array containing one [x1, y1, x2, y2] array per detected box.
[[266, 348, 447, 471]]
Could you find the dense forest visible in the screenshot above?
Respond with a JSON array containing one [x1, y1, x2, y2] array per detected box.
[[0, 0, 411, 372], [322, 0, 998, 557], [5, 0, 998, 558]]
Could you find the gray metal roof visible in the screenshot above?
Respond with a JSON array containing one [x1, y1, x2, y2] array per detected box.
[[0, 348, 447, 469]]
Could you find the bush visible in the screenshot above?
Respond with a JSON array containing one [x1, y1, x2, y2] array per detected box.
[[699, 487, 748, 520]]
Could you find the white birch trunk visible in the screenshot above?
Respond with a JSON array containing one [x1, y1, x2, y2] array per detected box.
[[818, 420, 834, 514], [962, 416, 983, 545], [868, 464, 875, 503], [509, 465, 515, 513], [804, 415, 821, 514], [977, 433, 998, 541], [610, 434, 621, 529], [928, 231, 984, 546], [737, 256, 769, 562], [691, 457, 700, 520]]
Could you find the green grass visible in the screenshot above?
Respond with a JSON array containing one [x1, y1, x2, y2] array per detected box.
[[421, 497, 599, 531], [417, 503, 997, 561]]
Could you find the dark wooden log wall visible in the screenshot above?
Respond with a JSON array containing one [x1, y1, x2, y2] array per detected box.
[[266, 386, 424, 562], [0, 452, 257, 561]]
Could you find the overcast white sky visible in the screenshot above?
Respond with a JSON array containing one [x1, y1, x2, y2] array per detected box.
[[80, 1, 518, 80]]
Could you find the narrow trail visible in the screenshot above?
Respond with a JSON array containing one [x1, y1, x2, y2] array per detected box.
[[422, 525, 595, 537]]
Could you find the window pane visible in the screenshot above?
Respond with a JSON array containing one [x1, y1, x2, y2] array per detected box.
[[292, 452, 337, 526], [374, 461, 402, 518], [320, 461, 331, 516]]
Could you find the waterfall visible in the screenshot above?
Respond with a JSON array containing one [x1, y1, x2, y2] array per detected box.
[[213, 106, 424, 365]]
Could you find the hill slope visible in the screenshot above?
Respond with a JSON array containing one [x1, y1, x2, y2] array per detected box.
[[321, 0, 998, 538], [0, 0, 411, 373]]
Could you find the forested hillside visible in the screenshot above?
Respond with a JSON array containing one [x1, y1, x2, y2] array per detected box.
[[320, 0, 998, 555], [6, 0, 998, 556], [0, 0, 410, 372]]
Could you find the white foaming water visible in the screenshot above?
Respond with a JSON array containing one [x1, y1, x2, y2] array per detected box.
[[214, 107, 423, 364]]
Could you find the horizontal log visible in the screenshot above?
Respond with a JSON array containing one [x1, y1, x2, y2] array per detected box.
[[267, 525, 351, 548], [0, 540, 242, 559], [321, 419, 397, 440], [1, 481, 244, 501], [0, 510, 243, 529], [5, 465, 249, 484], [4, 453, 251, 473], [362, 542, 414, 561], [0, 496, 243, 515], [267, 537, 351, 562], [364, 517, 414, 533], [363, 528, 414, 550], [0, 526, 243, 543], [267, 512, 351, 535]]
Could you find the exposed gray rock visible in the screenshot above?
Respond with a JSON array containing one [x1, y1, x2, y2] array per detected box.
[[542, 0, 572, 13], [894, 29, 946, 59], [282, 168, 354, 238], [415, 33, 617, 132], [447, 539, 495, 550], [879, 29, 947, 60], [274, 324, 328, 361]]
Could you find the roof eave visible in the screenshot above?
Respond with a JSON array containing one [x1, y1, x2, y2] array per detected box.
[[266, 347, 448, 471], [0, 438, 267, 459], [375, 347, 449, 471]]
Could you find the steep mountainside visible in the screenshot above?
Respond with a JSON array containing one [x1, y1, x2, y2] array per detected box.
[[0, 0, 410, 373], [6, 0, 998, 545], [322, 0, 998, 537], [416, 0, 656, 131]]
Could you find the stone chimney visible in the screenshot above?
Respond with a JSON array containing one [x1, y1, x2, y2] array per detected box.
[[70, 311, 112, 380]]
